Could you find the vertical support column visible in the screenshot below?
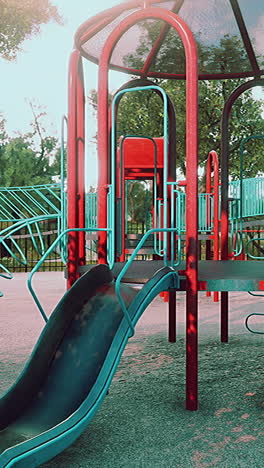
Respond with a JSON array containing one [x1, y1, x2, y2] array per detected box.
[[205, 152, 212, 299], [76, 57, 86, 269], [97, 6, 198, 410], [206, 151, 219, 302], [168, 290, 176, 342], [97, 52, 109, 264], [221, 291, 229, 342], [67, 50, 80, 288], [185, 49, 198, 409], [220, 95, 230, 341], [115, 142, 126, 262], [220, 79, 263, 341], [174, 22, 199, 411]]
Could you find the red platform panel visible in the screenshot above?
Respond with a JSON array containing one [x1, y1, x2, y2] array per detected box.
[[120, 137, 164, 169]]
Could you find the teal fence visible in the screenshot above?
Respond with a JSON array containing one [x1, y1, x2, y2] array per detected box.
[[86, 176, 264, 230], [229, 177, 264, 219], [0, 183, 66, 273], [1, 176, 264, 273], [85, 192, 97, 229]]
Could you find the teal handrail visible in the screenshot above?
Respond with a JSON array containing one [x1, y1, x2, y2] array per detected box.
[[0, 183, 61, 221], [235, 135, 264, 256], [154, 198, 164, 256], [27, 222, 45, 256], [245, 313, 264, 334], [28, 227, 112, 323], [229, 198, 243, 257], [111, 85, 169, 263], [240, 135, 264, 219], [0, 215, 60, 265], [59, 115, 68, 263], [245, 291, 264, 334], [0, 263, 13, 279], [115, 227, 180, 336], [0, 261, 12, 298], [107, 185, 115, 268], [245, 237, 264, 259], [168, 183, 183, 264]]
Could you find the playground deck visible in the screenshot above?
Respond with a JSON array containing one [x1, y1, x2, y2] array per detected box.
[[80, 260, 264, 291]]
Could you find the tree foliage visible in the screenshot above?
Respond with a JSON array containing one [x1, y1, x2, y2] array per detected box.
[[0, 104, 61, 186], [0, 0, 62, 60], [126, 181, 152, 225], [122, 27, 264, 179], [90, 27, 263, 180], [124, 21, 256, 76]]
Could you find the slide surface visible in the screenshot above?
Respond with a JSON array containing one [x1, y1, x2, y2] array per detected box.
[[0, 264, 177, 467]]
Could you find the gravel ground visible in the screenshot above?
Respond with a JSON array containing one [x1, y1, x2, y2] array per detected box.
[[0, 272, 263, 467]]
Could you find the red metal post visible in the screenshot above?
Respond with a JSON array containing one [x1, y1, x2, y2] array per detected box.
[[184, 33, 198, 411], [76, 57, 86, 269], [205, 155, 212, 297], [115, 143, 126, 262], [206, 151, 219, 302], [97, 7, 198, 410], [67, 49, 80, 288], [168, 290, 176, 342], [97, 46, 110, 264]]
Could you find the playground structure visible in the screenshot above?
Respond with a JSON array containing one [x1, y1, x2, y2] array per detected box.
[[66, 0, 264, 407], [1, 170, 264, 274], [0, 117, 68, 282], [0, 0, 264, 466], [0, 184, 66, 275]]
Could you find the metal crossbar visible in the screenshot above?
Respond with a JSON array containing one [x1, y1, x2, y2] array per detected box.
[[0, 184, 62, 221], [0, 183, 65, 272]]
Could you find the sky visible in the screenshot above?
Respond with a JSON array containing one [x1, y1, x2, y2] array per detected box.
[[0, 0, 123, 133], [0, 0, 125, 185], [0, 0, 263, 187]]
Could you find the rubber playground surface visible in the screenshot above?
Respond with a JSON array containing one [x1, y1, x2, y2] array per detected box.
[[0, 272, 263, 467]]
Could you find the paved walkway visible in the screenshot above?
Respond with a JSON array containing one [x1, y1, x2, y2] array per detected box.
[[0, 272, 263, 467]]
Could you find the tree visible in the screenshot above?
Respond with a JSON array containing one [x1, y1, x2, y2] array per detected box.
[[89, 28, 263, 179], [123, 27, 264, 179], [0, 136, 60, 186], [0, 103, 61, 186], [126, 181, 152, 226], [0, 0, 62, 61]]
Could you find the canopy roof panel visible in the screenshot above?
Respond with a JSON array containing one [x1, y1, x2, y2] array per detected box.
[[75, 0, 264, 80]]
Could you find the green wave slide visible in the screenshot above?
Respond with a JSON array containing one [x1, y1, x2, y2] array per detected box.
[[0, 264, 178, 467]]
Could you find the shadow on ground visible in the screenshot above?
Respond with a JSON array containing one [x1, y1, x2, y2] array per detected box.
[[40, 332, 263, 468]]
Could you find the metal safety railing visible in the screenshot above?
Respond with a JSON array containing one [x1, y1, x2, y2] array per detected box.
[[0, 215, 62, 264], [245, 237, 264, 260], [0, 183, 66, 273], [0, 183, 62, 221], [86, 192, 97, 229], [28, 227, 112, 322], [229, 177, 264, 219], [245, 291, 264, 335], [86, 176, 264, 232], [0, 113, 67, 273], [111, 85, 170, 265], [115, 227, 180, 336]]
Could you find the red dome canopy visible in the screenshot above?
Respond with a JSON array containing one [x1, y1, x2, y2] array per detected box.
[[75, 0, 264, 80]]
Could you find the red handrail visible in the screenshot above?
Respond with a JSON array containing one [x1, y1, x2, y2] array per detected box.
[[206, 150, 220, 302]]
